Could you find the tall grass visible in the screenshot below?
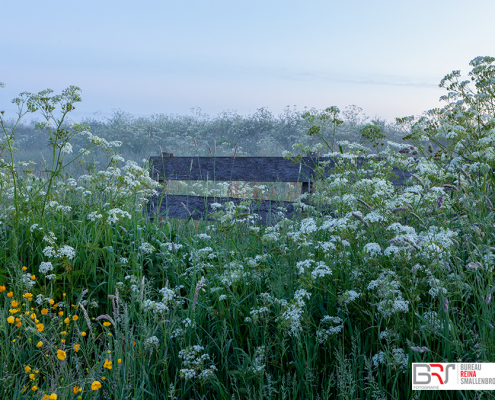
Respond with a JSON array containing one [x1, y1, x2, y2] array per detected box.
[[1, 56, 495, 399]]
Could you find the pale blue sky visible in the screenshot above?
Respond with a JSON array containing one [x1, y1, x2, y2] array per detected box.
[[2, 0, 495, 123]]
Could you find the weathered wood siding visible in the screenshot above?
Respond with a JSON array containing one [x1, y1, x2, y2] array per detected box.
[[146, 155, 415, 224]]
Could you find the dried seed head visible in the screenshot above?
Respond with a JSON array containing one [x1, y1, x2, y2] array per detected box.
[[411, 263, 422, 272], [404, 237, 420, 250], [78, 302, 93, 332], [95, 314, 116, 326], [441, 184, 457, 191], [356, 198, 372, 210], [458, 167, 472, 182], [443, 298, 449, 313], [410, 173, 425, 187], [411, 212, 425, 224], [399, 147, 410, 154], [392, 207, 407, 213], [410, 346, 430, 353], [351, 212, 369, 228], [485, 196, 494, 210], [428, 143, 433, 153], [435, 193, 444, 209]]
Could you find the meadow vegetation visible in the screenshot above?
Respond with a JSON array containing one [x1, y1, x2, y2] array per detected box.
[[1, 56, 495, 399]]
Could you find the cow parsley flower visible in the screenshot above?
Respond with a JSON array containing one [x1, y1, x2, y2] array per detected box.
[[57, 245, 75, 260], [339, 290, 361, 305], [107, 208, 132, 224], [144, 336, 160, 348], [87, 211, 103, 221], [30, 224, 40, 233], [316, 316, 343, 343], [139, 242, 155, 255], [364, 242, 382, 257], [60, 143, 73, 154], [39, 262, 53, 274], [42, 247, 56, 258]]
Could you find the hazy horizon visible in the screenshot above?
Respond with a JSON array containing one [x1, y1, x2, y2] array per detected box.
[[2, 0, 495, 125]]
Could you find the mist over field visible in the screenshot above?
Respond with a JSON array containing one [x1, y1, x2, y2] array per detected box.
[[5, 105, 409, 180]]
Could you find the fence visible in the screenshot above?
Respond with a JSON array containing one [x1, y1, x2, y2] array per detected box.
[[146, 152, 413, 225]]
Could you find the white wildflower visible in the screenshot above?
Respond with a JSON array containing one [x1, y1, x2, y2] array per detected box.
[[39, 262, 54, 274]]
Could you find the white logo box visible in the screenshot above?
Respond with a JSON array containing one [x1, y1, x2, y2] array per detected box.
[[412, 363, 495, 390]]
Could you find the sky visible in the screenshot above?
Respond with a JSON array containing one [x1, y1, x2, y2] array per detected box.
[[2, 0, 495, 124]]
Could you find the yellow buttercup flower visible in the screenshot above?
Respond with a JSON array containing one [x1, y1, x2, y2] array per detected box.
[[7, 291, 13, 297], [103, 359, 112, 370], [103, 321, 111, 327], [73, 386, 82, 394], [49, 299, 54, 305], [72, 315, 78, 321], [37, 341, 43, 348], [24, 365, 31, 373], [36, 323, 44, 332], [81, 332, 87, 337], [32, 386, 38, 391], [22, 266, 27, 271], [58, 311, 64, 316], [91, 381, 102, 390], [41, 308, 48, 315], [0, 285, 5, 292], [30, 275, 35, 280], [7, 316, 14, 324], [11, 300, 18, 307], [73, 344, 81, 352], [118, 358, 122, 364], [29, 373, 35, 380], [57, 349, 67, 361], [64, 318, 70, 324]]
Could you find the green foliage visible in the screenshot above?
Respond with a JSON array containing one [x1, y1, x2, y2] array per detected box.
[[2, 57, 495, 399], [359, 120, 387, 148]]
